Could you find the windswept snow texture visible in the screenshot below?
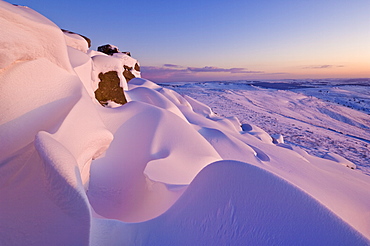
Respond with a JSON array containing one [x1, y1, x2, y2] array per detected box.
[[1, 2, 370, 245], [92, 161, 368, 245], [164, 80, 370, 175]]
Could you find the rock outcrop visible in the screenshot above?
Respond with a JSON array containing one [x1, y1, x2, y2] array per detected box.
[[123, 65, 136, 82], [94, 71, 127, 106], [97, 44, 120, 56], [90, 44, 141, 106]]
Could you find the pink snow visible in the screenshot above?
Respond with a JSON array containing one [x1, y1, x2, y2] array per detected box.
[[0, 1, 369, 245]]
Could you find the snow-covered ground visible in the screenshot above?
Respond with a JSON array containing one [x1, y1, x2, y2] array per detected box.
[[163, 80, 370, 175], [1, 2, 370, 245]]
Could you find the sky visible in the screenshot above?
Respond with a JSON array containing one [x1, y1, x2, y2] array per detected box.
[[8, 0, 370, 82]]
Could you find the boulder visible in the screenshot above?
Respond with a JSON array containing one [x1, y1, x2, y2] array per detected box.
[[92, 45, 141, 106], [97, 44, 120, 56], [134, 63, 140, 71], [123, 65, 136, 82], [94, 71, 127, 106], [122, 51, 131, 57]]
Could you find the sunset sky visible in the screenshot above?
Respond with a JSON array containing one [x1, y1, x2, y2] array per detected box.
[[10, 0, 370, 82]]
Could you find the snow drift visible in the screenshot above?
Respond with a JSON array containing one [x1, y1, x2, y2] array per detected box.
[[0, 1, 369, 245], [91, 161, 367, 245]]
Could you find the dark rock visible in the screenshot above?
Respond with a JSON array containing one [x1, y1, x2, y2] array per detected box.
[[134, 63, 140, 72], [61, 29, 91, 48], [123, 65, 135, 82], [122, 51, 131, 57], [94, 71, 127, 106], [97, 44, 120, 56]]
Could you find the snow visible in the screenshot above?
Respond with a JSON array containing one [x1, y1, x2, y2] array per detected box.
[[0, 132, 91, 246], [63, 31, 89, 53], [0, 58, 82, 161], [0, 2, 73, 73], [112, 52, 141, 78], [167, 80, 370, 175], [90, 161, 368, 245], [90, 53, 140, 93], [323, 152, 357, 169], [126, 85, 188, 121], [1, 2, 370, 245], [67, 46, 96, 100], [91, 55, 128, 91]]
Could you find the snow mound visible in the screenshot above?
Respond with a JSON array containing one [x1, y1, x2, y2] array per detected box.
[[0, 58, 82, 161], [271, 133, 284, 144], [0, 2, 72, 72], [126, 86, 187, 121], [198, 127, 258, 162], [323, 152, 357, 169], [63, 29, 90, 53], [91, 161, 369, 245], [0, 132, 91, 246], [242, 123, 273, 143], [67, 46, 95, 99], [128, 77, 164, 90]]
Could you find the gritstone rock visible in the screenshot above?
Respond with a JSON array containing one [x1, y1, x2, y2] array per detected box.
[[134, 63, 140, 72], [122, 51, 131, 57], [123, 65, 136, 82], [94, 71, 127, 106], [97, 44, 120, 56]]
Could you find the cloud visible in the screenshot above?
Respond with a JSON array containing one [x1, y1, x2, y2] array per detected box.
[[303, 65, 345, 69], [187, 66, 227, 72], [163, 64, 183, 68], [141, 66, 191, 81], [141, 66, 187, 73], [263, 72, 290, 76], [187, 66, 263, 74], [230, 69, 264, 74], [142, 65, 263, 74], [141, 64, 265, 82]]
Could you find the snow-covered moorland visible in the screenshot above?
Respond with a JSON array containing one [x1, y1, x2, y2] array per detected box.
[[163, 79, 370, 175], [0, 1, 369, 245]]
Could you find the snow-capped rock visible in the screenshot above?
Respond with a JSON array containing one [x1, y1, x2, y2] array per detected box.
[[97, 44, 120, 56], [91, 45, 141, 106], [62, 29, 91, 53]]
